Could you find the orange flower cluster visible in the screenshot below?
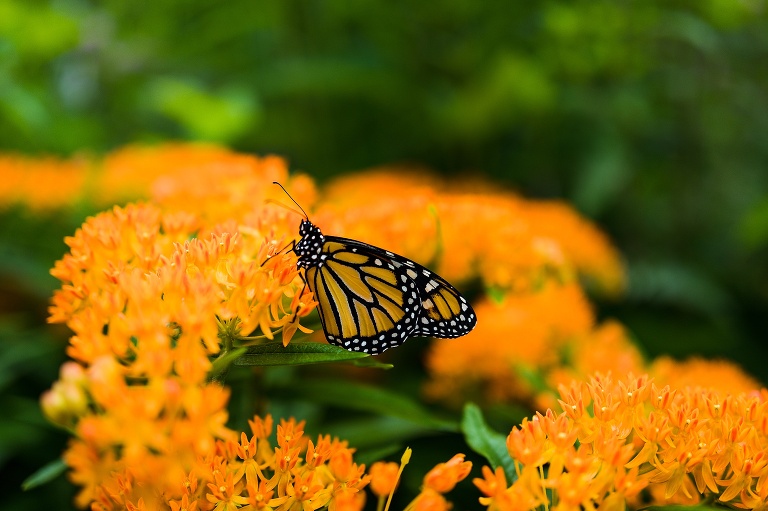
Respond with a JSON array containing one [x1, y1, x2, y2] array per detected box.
[[424, 282, 600, 406], [315, 170, 624, 296], [475, 373, 768, 510], [43, 152, 318, 509], [167, 415, 370, 511], [102, 144, 317, 225], [369, 452, 473, 511], [650, 356, 762, 396], [98, 143, 245, 204], [425, 287, 759, 410], [0, 144, 317, 216], [0, 152, 90, 210]]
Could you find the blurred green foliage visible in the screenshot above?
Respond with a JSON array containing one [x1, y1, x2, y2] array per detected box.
[[1, 1, 768, 509]]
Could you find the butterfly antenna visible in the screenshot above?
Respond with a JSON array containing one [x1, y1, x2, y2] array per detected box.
[[273, 182, 309, 220]]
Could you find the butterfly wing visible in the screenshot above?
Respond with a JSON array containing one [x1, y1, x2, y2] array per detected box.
[[304, 236, 476, 354], [404, 262, 477, 339], [305, 238, 420, 354]]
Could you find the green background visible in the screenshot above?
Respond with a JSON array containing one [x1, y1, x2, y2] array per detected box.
[[2, 1, 767, 509]]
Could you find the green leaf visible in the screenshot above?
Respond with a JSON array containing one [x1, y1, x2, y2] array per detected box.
[[271, 379, 457, 431], [21, 458, 67, 491], [234, 342, 378, 367], [461, 403, 517, 483], [350, 358, 394, 369]]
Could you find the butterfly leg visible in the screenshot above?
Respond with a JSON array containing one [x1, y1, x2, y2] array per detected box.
[[260, 239, 296, 267], [284, 269, 312, 328]]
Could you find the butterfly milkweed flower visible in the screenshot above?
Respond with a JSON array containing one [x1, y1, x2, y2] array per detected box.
[[314, 169, 623, 296], [475, 373, 768, 510], [165, 415, 370, 511], [369, 452, 472, 511], [43, 152, 319, 509], [649, 356, 762, 396], [410, 454, 472, 511]]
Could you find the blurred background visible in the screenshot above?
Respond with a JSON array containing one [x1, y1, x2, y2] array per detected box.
[[1, 0, 767, 509]]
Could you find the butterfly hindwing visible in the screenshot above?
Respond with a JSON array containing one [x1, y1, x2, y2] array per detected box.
[[388, 256, 477, 339]]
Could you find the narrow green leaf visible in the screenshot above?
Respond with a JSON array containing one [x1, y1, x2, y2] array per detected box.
[[350, 358, 394, 369], [234, 342, 374, 367], [22, 458, 67, 491], [461, 403, 516, 483], [271, 379, 457, 431]]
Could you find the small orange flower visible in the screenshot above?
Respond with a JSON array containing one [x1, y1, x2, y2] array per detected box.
[[246, 479, 279, 510], [169, 493, 199, 511], [412, 488, 450, 511], [474, 466, 507, 502], [423, 454, 472, 493], [506, 417, 551, 468], [206, 469, 249, 510], [368, 461, 399, 497], [305, 436, 333, 470]]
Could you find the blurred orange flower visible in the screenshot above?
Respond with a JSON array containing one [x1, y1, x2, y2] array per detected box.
[[423, 454, 473, 494], [368, 462, 400, 497], [315, 169, 624, 295], [0, 153, 90, 210], [650, 355, 762, 395], [424, 282, 597, 406], [408, 453, 473, 511]]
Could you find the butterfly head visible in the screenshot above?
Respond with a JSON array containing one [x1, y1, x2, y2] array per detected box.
[[295, 219, 325, 269]]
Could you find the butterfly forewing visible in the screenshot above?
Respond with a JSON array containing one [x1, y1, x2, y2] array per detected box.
[[305, 239, 420, 354]]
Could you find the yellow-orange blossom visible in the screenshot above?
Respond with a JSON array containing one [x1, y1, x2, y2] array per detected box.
[[474, 373, 768, 510]]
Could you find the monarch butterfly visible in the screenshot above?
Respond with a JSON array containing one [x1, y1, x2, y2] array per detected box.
[[274, 182, 477, 355]]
